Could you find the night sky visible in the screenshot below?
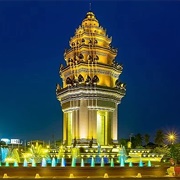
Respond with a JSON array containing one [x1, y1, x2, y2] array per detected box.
[[0, 1, 180, 142]]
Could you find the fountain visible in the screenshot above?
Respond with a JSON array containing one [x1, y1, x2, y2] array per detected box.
[[0, 147, 9, 162], [120, 156, 125, 167], [3, 148, 20, 167], [139, 158, 143, 167], [61, 157, 65, 167], [32, 159, 36, 167], [110, 158, 114, 167], [91, 157, 95, 167], [51, 157, 56, 167], [5, 162, 9, 167], [23, 159, 28, 167], [14, 161, 18, 167], [101, 157, 104, 167], [81, 158, 84, 167], [147, 160, 152, 167], [71, 157, 76, 167], [119, 146, 126, 167], [41, 157, 47, 167], [129, 161, 133, 167]]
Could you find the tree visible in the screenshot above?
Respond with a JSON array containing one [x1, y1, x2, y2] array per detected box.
[[119, 138, 128, 146], [144, 134, 150, 145], [132, 133, 143, 148], [154, 129, 165, 146], [0, 141, 6, 147], [153, 146, 170, 155], [170, 143, 180, 164]]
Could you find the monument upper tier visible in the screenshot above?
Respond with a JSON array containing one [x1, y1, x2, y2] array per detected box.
[[59, 11, 125, 91], [64, 11, 118, 65]]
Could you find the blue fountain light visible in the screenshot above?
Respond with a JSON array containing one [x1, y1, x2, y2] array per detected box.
[[61, 157, 65, 167], [129, 161, 133, 167], [147, 160, 152, 167], [119, 146, 126, 167], [14, 161, 18, 167], [71, 157, 76, 167], [5, 162, 9, 167], [91, 157, 95, 167], [0, 148, 9, 163], [23, 159, 28, 167], [120, 156, 125, 167], [51, 157, 56, 167], [110, 158, 114, 167], [41, 158, 47, 167], [81, 158, 84, 167], [139, 158, 143, 167], [32, 159, 36, 167], [101, 157, 104, 167]]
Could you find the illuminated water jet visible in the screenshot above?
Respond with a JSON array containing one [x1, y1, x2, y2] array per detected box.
[[147, 160, 151, 167], [101, 157, 104, 167], [139, 158, 143, 167], [5, 162, 9, 167], [14, 161, 18, 167], [41, 158, 46, 167], [61, 157, 65, 167], [51, 157, 56, 167], [32, 159, 36, 167], [23, 159, 28, 167], [110, 158, 114, 167], [71, 157, 76, 167], [91, 157, 95, 167], [81, 158, 84, 167], [129, 161, 133, 167], [120, 156, 124, 167]]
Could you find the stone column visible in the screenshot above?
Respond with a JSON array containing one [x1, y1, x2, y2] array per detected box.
[[79, 99, 88, 139], [112, 103, 118, 141]]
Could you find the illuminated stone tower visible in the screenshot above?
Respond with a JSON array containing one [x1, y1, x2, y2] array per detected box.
[[56, 11, 126, 146]]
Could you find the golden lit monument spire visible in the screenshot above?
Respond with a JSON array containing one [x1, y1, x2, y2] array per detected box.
[[56, 11, 126, 145]]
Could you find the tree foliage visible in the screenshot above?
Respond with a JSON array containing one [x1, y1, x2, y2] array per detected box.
[[170, 143, 180, 163], [144, 134, 150, 145], [0, 141, 6, 146], [153, 146, 170, 156], [131, 133, 143, 148], [154, 129, 165, 146], [119, 138, 128, 147]]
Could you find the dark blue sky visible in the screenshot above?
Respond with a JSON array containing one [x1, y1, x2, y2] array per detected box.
[[0, 1, 180, 142]]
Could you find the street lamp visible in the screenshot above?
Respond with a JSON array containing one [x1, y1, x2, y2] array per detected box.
[[166, 131, 178, 165], [169, 134, 175, 144], [167, 132, 177, 145]]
